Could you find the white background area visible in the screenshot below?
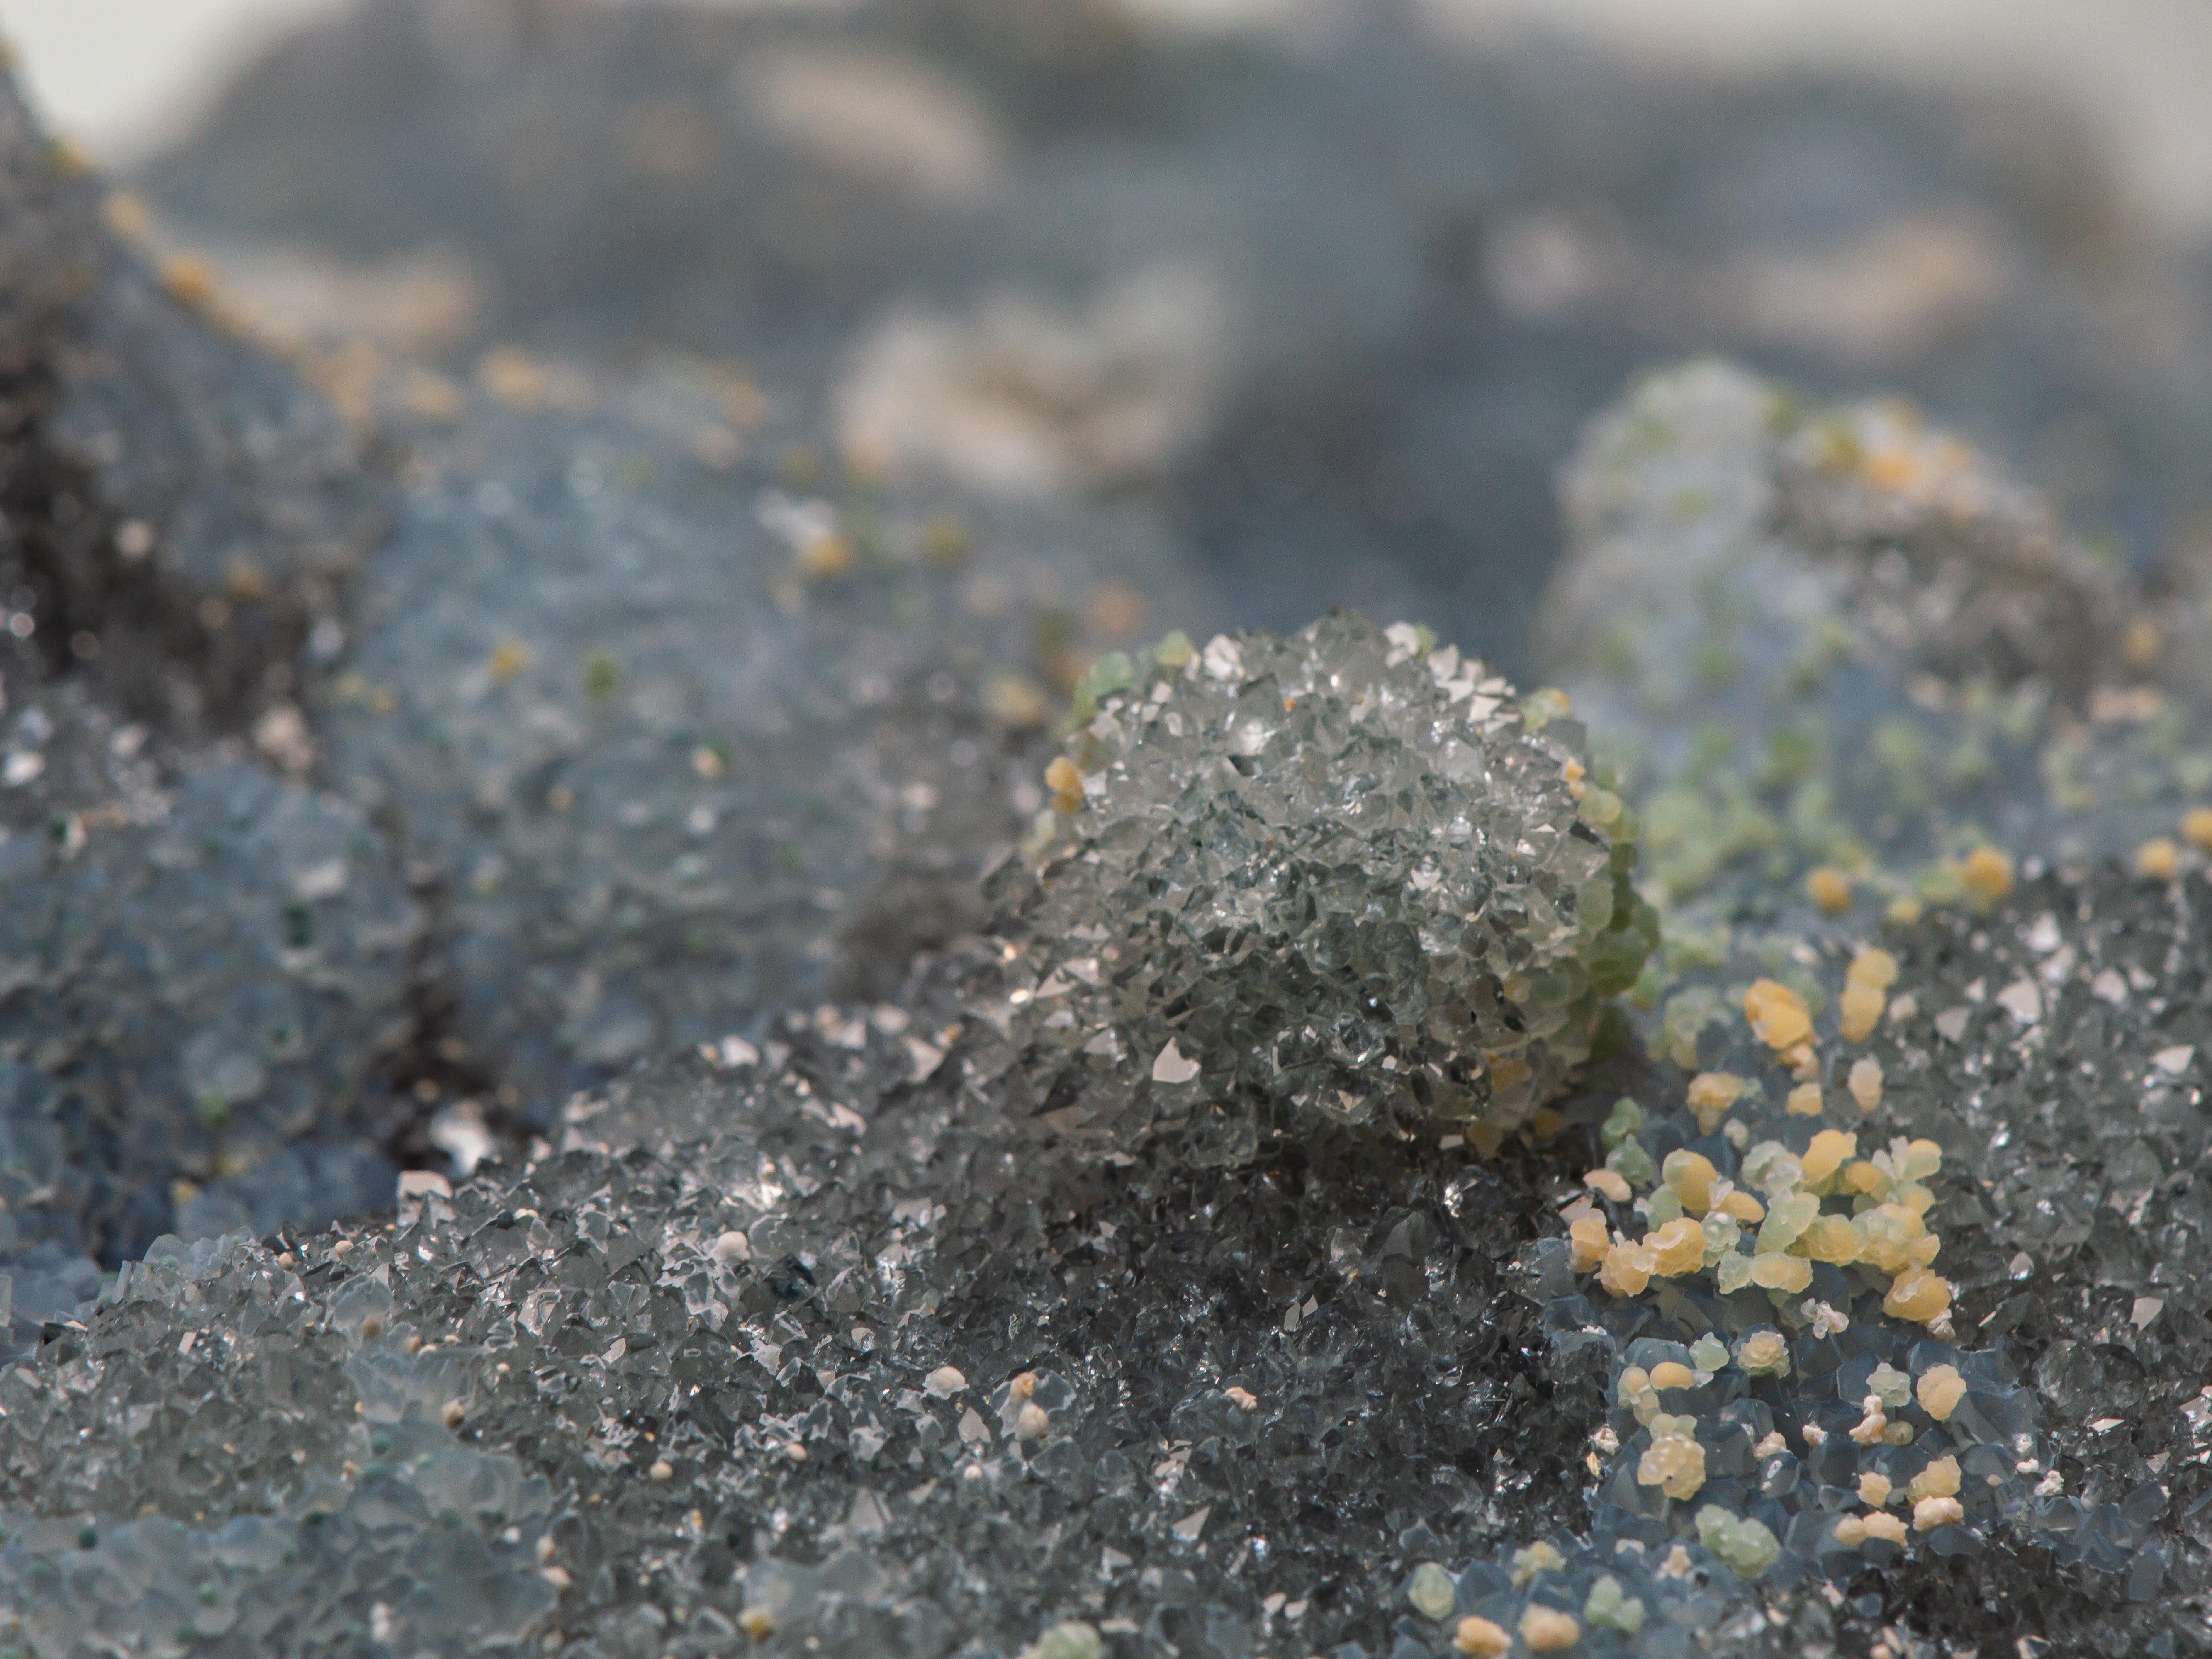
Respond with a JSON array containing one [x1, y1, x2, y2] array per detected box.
[[0, 0, 346, 165], [0, 0, 2208, 236]]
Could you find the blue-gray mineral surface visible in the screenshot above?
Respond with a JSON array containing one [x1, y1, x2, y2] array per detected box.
[[0, 3, 2208, 1656]]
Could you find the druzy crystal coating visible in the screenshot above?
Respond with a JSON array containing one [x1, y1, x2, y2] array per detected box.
[[990, 614, 1657, 1157], [5, 3, 2212, 1650]]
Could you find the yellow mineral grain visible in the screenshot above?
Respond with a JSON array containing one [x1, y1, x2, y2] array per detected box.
[[1743, 980, 1813, 1051], [1862, 1512, 1908, 1545], [1716, 1190, 1765, 1224], [159, 255, 220, 313], [1905, 1456, 1961, 1503], [1662, 1149, 1718, 1213], [1045, 755, 1084, 815], [1749, 1252, 1812, 1293], [2137, 837, 2181, 881], [1616, 1366, 1655, 1414], [1598, 1239, 1655, 1298], [1510, 1541, 1565, 1586], [1883, 1267, 1952, 1324], [1831, 1517, 1868, 1548], [1959, 845, 2014, 909], [1915, 1364, 1968, 1421], [1799, 1129, 1857, 1188], [1636, 1425, 1706, 1501], [1647, 1360, 1696, 1391], [2186, 807, 2212, 854], [1684, 1074, 1744, 1136], [1453, 1616, 1511, 1658], [1913, 1496, 1965, 1532], [1853, 1204, 1926, 1272], [1520, 1606, 1581, 1652], [1806, 866, 1853, 914], [1857, 1472, 1893, 1508], [796, 532, 855, 581], [1862, 436, 1933, 494], [1785, 1082, 1825, 1117], [1568, 1214, 1611, 1272], [1849, 1401, 1889, 1447], [1796, 1217, 1860, 1265], [489, 640, 532, 686], [1648, 1219, 1706, 1277], [1847, 947, 1900, 991], [1735, 1330, 1789, 1377], [1847, 1056, 1885, 1113], [1838, 981, 1885, 1043], [1584, 1168, 1631, 1203]]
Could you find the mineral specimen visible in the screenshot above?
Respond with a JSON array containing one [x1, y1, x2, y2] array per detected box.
[[3, 855, 2196, 1658], [987, 613, 1656, 1159], [0, 9, 2208, 1656]]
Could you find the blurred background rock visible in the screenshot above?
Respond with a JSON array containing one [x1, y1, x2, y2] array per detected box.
[[10, 0, 2212, 684]]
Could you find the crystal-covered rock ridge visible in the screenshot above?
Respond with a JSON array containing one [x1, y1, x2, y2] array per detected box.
[[988, 615, 1657, 1162]]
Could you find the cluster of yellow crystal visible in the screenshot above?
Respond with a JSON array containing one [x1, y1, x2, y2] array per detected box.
[[1572, 947, 1954, 1330], [1572, 1123, 1949, 1326]]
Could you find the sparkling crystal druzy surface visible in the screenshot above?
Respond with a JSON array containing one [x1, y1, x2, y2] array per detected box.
[[2, 868, 2200, 1659], [992, 615, 1656, 1157], [0, 956, 1607, 1659]]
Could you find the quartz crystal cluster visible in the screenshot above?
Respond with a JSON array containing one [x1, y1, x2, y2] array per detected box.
[[2, 855, 2199, 1657], [0, 963, 1605, 1659], [0, 1231, 557, 1655], [988, 614, 1656, 1160]]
